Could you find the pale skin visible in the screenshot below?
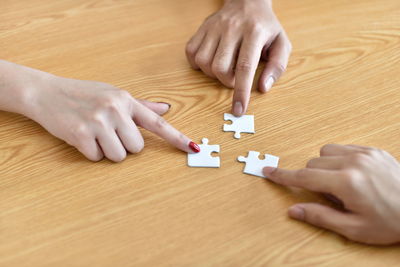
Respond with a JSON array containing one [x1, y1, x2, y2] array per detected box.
[[0, 60, 196, 162], [1, 2, 399, 246], [186, 0, 292, 116], [1, 0, 290, 161], [263, 144, 400, 245]]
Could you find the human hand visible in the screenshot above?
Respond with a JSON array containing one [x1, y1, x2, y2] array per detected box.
[[26, 75, 199, 162], [263, 144, 400, 245], [186, 0, 291, 116]]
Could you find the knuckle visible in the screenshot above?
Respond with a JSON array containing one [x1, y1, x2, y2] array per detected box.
[[349, 153, 369, 166], [296, 168, 310, 180], [185, 42, 197, 57], [102, 98, 120, 112], [91, 112, 108, 128], [250, 23, 265, 36], [101, 95, 128, 118], [211, 60, 229, 75], [221, 16, 241, 29], [203, 12, 216, 24], [226, 79, 235, 88], [381, 149, 390, 157], [248, 22, 265, 36], [282, 33, 293, 52], [194, 54, 210, 67], [270, 60, 287, 77], [214, 49, 230, 61], [130, 97, 140, 107], [364, 147, 381, 158], [305, 210, 324, 225], [117, 90, 132, 101], [70, 123, 90, 142], [343, 221, 367, 242], [276, 62, 287, 74], [171, 132, 185, 149], [236, 59, 252, 72], [155, 116, 168, 129], [234, 86, 247, 95], [341, 169, 364, 190]]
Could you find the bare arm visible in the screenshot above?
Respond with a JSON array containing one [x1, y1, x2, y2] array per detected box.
[[0, 60, 199, 161]]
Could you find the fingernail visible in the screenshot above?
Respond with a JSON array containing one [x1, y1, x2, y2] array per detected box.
[[288, 205, 305, 221], [156, 102, 171, 115], [232, 101, 243, 116], [264, 76, 275, 92], [157, 102, 171, 109], [189, 141, 200, 153], [263, 167, 276, 178]]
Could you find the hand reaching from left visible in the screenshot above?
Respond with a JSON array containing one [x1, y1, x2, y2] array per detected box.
[[0, 60, 199, 162]]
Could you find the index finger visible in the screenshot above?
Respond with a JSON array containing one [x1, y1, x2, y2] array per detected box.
[[132, 100, 194, 153], [320, 144, 365, 156], [232, 35, 264, 116], [263, 167, 339, 194]]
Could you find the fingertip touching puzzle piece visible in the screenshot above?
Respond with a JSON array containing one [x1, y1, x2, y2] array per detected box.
[[237, 151, 279, 178], [223, 113, 255, 139], [187, 138, 220, 168]]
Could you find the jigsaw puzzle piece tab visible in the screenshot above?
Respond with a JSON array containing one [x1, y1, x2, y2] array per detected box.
[[237, 151, 279, 178], [188, 138, 220, 168]]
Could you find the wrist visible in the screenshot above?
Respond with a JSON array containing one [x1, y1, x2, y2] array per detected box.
[[19, 70, 56, 121], [0, 60, 35, 117], [0, 61, 56, 120], [18, 74, 44, 119]]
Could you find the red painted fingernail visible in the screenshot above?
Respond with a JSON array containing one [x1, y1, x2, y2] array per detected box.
[[189, 141, 200, 153]]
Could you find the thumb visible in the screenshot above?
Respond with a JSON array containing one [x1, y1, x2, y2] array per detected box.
[[258, 32, 292, 93], [289, 203, 361, 240], [136, 99, 171, 115]]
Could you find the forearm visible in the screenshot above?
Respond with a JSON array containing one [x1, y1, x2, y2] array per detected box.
[[0, 60, 48, 117]]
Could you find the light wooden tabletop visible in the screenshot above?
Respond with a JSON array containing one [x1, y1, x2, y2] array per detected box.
[[1, 0, 400, 266]]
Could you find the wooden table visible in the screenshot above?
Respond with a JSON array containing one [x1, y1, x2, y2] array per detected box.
[[1, 0, 399, 265]]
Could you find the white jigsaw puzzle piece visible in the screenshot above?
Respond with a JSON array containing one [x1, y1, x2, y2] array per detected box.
[[223, 113, 255, 139], [188, 138, 220, 168], [237, 151, 279, 178]]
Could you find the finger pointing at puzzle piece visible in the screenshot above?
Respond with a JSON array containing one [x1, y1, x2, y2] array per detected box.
[[238, 151, 279, 178], [188, 138, 220, 168]]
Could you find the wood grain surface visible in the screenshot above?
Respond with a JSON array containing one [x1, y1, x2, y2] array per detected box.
[[1, 0, 400, 266]]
